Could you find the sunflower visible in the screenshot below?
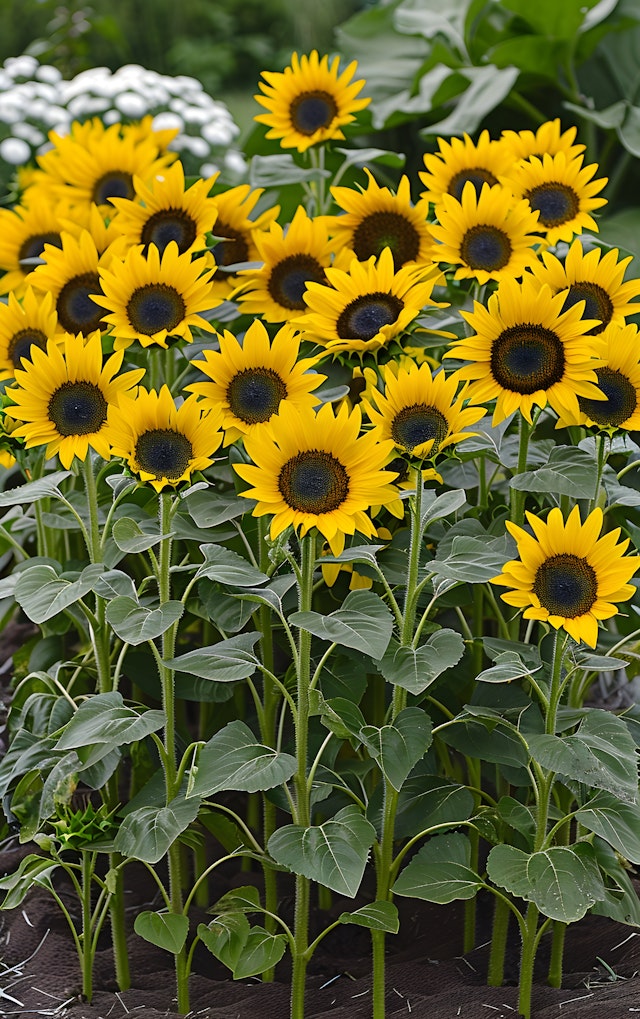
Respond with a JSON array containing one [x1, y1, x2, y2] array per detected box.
[[110, 160, 220, 258], [208, 185, 280, 301], [557, 322, 640, 431], [58, 202, 131, 265], [445, 276, 605, 425], [325, 169, 433, 271], [528, 238, 640, 335], [0, 287, 59, 382], [105, 385, 224, 492], [186, 318, 325, 444], [0, 191, 65, 296], [492, 505, 639, 647], [34, 117, 176, 212], [254, 50, 370, 153], [25, 230, 115, 338], [429, 182, 541, 285], [4, 331, 145, 468], [300, 246, 443, 357], [233, 400, 397, 554], [234, 205, 351, 323], [500, 119, 585, 166], [419, 130, 513, 205], [503, 152, 607, 246], [93, 242, 219, 350], [363, 361, 485, 460]]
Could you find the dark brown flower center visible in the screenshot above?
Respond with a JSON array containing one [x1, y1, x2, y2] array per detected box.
[[268, 254, 326, 311], [491, 324, 565, 394], [391, 403, 449, 455], [336, 292, 403, 341], [352, 212, 421, 269], [127, 284, 186, 335], [533, 553, 597, 618], [48, 381, 108, 436], [290, 90, 338, 136], [211, 220, 250, 271], [562, 281, 613, 335], [135, 428, 193, 480], [8, 328, 48, 368], [579, 367, 637, 427], [57, 272, 104, 335], [279, 450, 349, 513], [227, 367, 287, 424], [93, 171, 135, 206], [460, 225, 512, 272], [525, 182, 580, 229], [140, 208, 198, 255], [448, 167, 498, 201], [18, 231, 62, 268]]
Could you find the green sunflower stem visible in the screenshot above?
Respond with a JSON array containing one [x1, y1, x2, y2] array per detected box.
[[157, 491, 189, 1014], [510, 414, 533, 529], [487, 895, 511, 986], [517, 902, 541, 1019], [289, 531, 316, 1019], [590, 432, 610, 513]]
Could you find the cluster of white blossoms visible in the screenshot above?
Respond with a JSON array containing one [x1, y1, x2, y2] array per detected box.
[[0, 54, 245, 190]]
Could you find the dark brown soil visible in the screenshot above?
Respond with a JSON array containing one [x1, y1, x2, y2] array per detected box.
[[1, 838, 640, 1019]]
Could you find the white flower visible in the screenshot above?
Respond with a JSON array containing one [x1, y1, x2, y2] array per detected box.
[[12, 123, 45, 145], [201, 121, 235, 145], [0, 137, 32, 164], [103, 110, 121, 125], [224, 150, 247, 176], [5, 55, 39, 79], [35, 65, 63, 84], [152, 111, 184, 133], [115, 91, 149, 118]]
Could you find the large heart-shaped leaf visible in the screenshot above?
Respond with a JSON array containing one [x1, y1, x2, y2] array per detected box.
[[189, 720, 296, 797], [393, 832, 482, 903], [268, 806, 376, 897], [106, 597, 184, 645], [380, 630, 464, 694], [196, 544, 269, 587], [289, 590, 393, 660], [55, 692, 164, 751], [576, 791, 640, 864], [114, 796, 200, 863], [164, 633, 261, 682], [360, 708, 432, 791], [487, 843, 606, 922], [15, 563, 106, 623], [134, 911, 189, 954]]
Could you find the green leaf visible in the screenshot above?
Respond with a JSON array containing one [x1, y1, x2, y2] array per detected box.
[[114, 796, 200, 863], [112, 516, 170, 552], [289, 590, 393, 660], [501, 0, 603, 37], [232, 927, 288, 980], [380, 629, 465, 694], [92, 570, 138, 600], [189, 720, 297, 797], [420, 488, 466, 532], [361, 708, 433, 792], [487, 843, 606, 922], [106, 597, 184, 645], [0, 471, 71, 507], [393, 775, 476, 840], [393, 833, 482, 903], [0, 855, 58, 909], [432, 534, 512, 583], [134, 911, 189, 954], [527, 709, 638, 803], [576, 791, 640, 864], [15, 563, 105, 623], [476, 651, 543, 684], [442, 715, 529, 770], [510, 445, 598, 499], [195, 544, 269, 587], [312, 693, 367, 742], [268, 806, 376, 897], [55, 692, 164, 751], [213, 884, 261, 914], [338, 901, 399, 933], [591, 838, 640, 926], [249, 153, 330, 187], [164, 633, 261, 682], [422, 64, 520, 137], [198, 913, 250, 972], [335, 147, 405, 170]]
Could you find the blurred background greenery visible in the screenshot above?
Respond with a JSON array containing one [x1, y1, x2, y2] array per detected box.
[[0, 0, 367, 135]]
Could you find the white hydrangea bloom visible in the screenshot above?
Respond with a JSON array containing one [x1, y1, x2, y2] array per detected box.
[[0, 137, 32, 164]]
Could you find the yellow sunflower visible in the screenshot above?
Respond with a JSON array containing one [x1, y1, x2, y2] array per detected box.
[[110, 160, 220, 257], [58, 202, 131, 265], [0, 287, 59, 382], [93, 241, 219, 350], [419, 130, 513, 205], [528, 238, 640, 335], [500, 119, 585, 166], [300, 246, 444, 357], [208, 185, 280, 301], [429, 182, 541, 285], [492, 505, 639, 647], [234, 204, 351, 323], [25, 229, 115, 338], [557, 322, 640, 431], [326, 169, 433, 271], [186, 318, 325, 444], [233, 400, 397, 555], [4, 331, 145, 468], [105, 385, 224, 492], [0, 191, 65, 296], [363, 361, 485, 459], [445, 276, 605, 425], [502, 152, 608, 246], [33, 117, 176, 213], [254, 50, 370, 153]]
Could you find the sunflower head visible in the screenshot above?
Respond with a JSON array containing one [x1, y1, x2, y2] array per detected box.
[[500, 119, 585, 166], [419, 131, 513, 205], [554, 322, 640, 431], [254, 50, 370, 153], [492, 505, 639, 647], [233, 400, 397, 554], [106, 385, 224, 492], [186, 318, 325, 444], [0, 287, 59, 381]]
